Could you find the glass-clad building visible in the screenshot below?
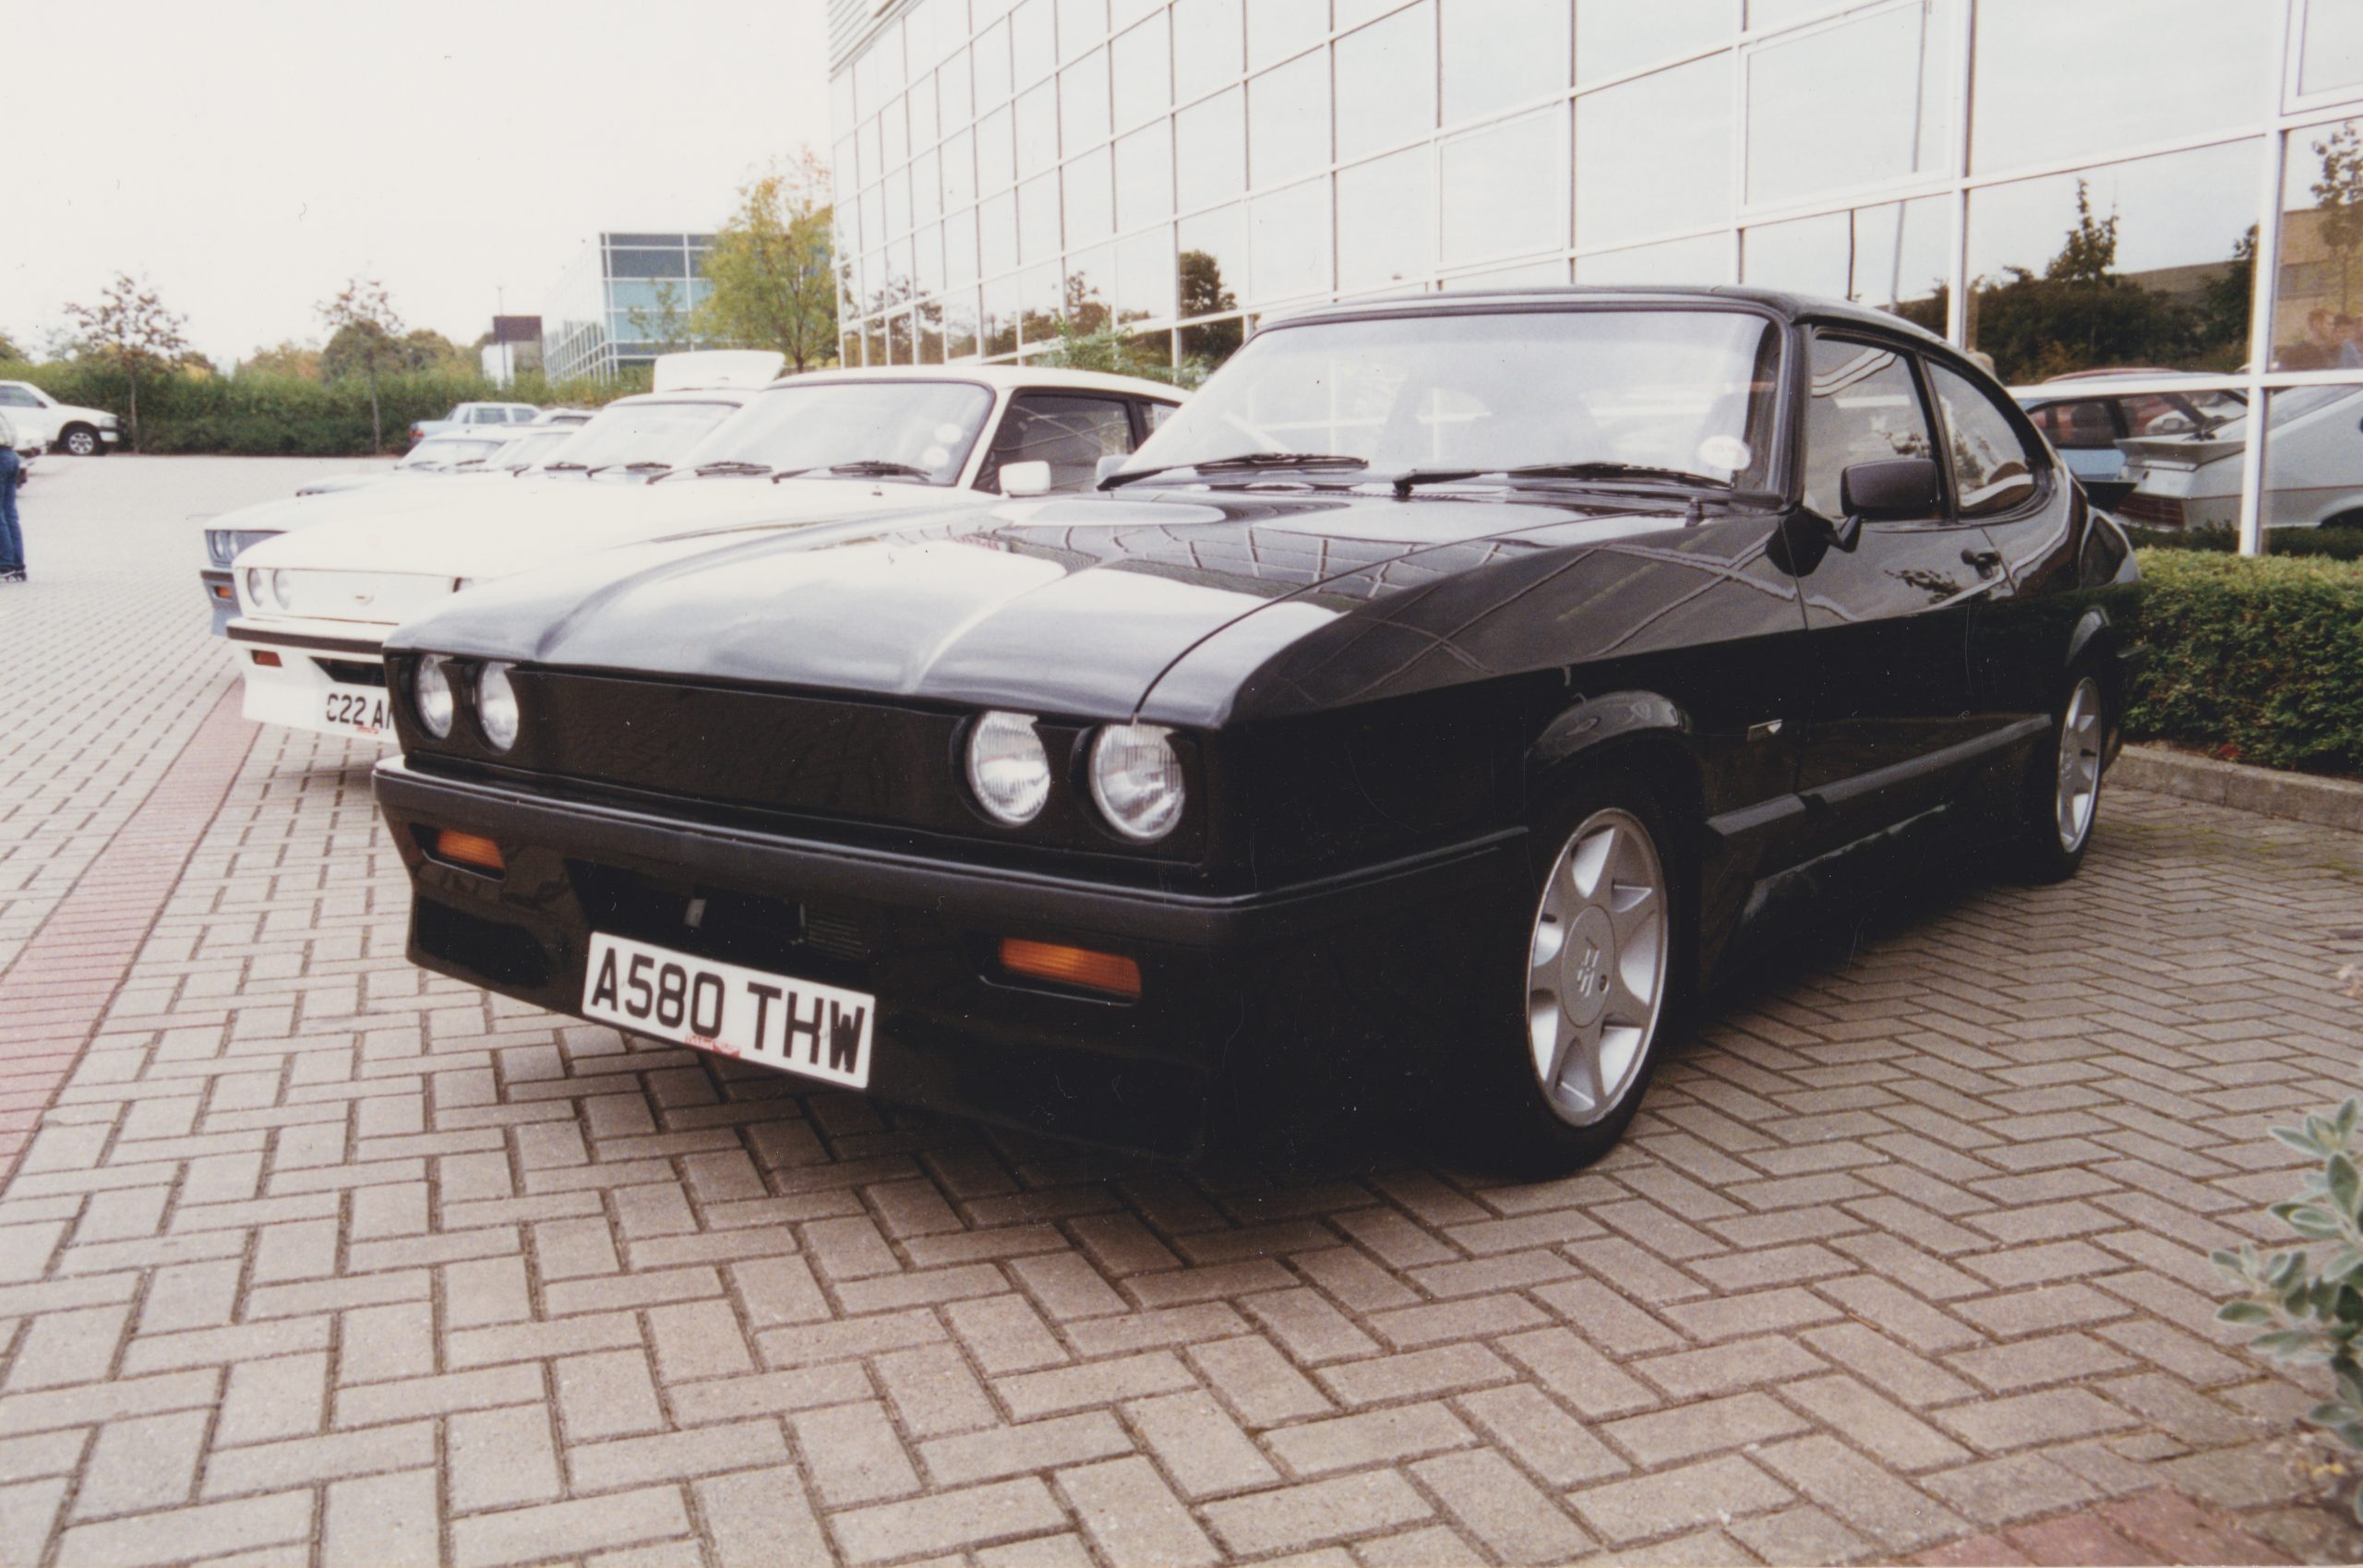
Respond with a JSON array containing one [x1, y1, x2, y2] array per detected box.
[[827, 0, 2363, 549], [543, 232, 719, 381]]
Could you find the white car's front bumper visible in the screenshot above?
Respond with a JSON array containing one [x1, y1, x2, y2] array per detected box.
[[226, 616, 400, 742]]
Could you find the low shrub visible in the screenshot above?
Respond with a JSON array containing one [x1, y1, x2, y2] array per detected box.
[[2120, 522, 2363, 562], [2125, 548, 2363, 774]]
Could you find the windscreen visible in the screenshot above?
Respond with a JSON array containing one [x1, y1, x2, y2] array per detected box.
[[1119, 309, 1784, 489], [399, 437, 503, 469], [678, 379, 996, 485], [546, 400, 738, 468]]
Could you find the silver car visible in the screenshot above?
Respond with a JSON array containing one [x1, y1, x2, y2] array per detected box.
[[2115, 383, 2363, 533]]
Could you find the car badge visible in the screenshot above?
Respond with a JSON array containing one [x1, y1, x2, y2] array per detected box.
[[353, 591, 374, 607]]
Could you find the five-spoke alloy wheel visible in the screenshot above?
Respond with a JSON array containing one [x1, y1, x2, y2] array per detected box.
[[1527, 808, 1669, 1128], [2054, 676, 2104, 854]]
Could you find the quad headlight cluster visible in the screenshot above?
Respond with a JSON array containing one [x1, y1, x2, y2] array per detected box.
[[209, 529, 281, 568], [243, 566, 295, 613], [965, 711, 1186, 842], [413, 654, 521, 752]]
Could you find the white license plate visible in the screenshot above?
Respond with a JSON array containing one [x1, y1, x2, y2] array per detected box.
[[582, 932, 875, 1090], [322, 682, 393, 736]]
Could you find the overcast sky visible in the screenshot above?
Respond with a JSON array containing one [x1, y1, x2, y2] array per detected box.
[[6, 0, 832, 367]]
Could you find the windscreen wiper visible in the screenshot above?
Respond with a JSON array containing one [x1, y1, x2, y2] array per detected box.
[[825, 459, 932, 479], [544, 460, 592, 472], [1391, 461, 1738, 497], [618, 461, 673, 472], [1101, 452, 1368, 490], [693, 460, 774, 475]]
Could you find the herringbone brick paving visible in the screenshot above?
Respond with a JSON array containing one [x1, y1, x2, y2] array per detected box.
[[4, 458, 2361, 1566]]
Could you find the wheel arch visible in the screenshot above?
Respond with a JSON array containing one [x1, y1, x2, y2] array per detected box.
[[1523, 688, 1708, 963]]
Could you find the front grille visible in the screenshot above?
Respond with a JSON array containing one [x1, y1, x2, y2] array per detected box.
[[2117, 493, 2185, 529], [567, 860, 874, 976], [314, 659, 387, 687]]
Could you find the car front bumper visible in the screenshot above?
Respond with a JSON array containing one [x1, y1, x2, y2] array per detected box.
[[228, 616, 400, 741], [374, 756, 1526, 1158]]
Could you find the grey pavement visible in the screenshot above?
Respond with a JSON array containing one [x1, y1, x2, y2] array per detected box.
[[2, 455, 2361, 1567]]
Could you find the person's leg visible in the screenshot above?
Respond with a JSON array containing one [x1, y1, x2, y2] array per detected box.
[[0, 487, 23, 578]]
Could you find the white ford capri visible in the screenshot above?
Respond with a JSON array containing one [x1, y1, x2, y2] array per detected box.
[[223, 365, 1187, 743]]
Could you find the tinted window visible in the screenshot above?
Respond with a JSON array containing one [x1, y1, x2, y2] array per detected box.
[[1801, 337, 1934, 519], [981, 394, 1137, 490], [1143, 399, 1178, 431], [1931, 364, 2039, 517], [0, 388, 41, 408], [2028, 400, 2118, 450]]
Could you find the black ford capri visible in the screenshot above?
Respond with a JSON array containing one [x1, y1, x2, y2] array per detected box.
[[374, 287, 2138, 1171]]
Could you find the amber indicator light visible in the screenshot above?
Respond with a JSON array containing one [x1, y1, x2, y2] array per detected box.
[[212, 584, 235, 602], [432, 829, 506, 873], [999, 938, 1142, 998], [249, 650, 282, 666]]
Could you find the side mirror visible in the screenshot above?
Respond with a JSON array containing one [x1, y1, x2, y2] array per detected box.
[[1840, 457, 1942, 523], [1095, 453, 1127, 484], [1000, 460, 1053, 497]]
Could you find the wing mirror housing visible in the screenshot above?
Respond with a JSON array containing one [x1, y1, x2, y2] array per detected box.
[[1095, 453, 1128, 485], [1824, 456, 1942, 547], [999, 460, 1053, 497]]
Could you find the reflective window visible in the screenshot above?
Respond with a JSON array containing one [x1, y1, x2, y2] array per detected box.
[[914, 148, 942, 226], [2255, 385, 2363, 533], [882, 95, 909, 171], [918, 305, 947, 365], [1016, 80, 1059, 175], [1180, 315, 1247, 367], [985, 276, 1020, 353], [1019, 171, 1062, 262], [1743, 210, 1850, 299], [1576, 0, 1732, 85], [2273, 118, 2363, 369], [1966, 140, 2257, 379], [1178, 207, 1249, 318], [1022, 262, 1064, 343], [911, 73, 940, 150], [1744, 200, 1949, 323], [1112, 14, 1171, 131], [1248, 49, 1332, 187], [885, 168, 912, 240], [1250, 0, 1331, 70], [942, 47, 975, 126], [1068, 242, 1117, 327], [981, 188, 1020, 276], [610, 247, 689, 278], [2302, 0, 2363, 98], [1336, 3, 1435, 163], [1172, 0, 1243, 101], [943, 127, 978, 210], [1441, 105, 1565, 267], [976, 18, 1014, 103], [1116, 119, 1175, 228], [1747, 0, 1834, 28], [1441, 0, 1569, 125], [1060, 0, 1107, 57], [1745, 1, 1950, 208], [1065, 144, 1116, 244], [1251, 178, 1334, 303], [1118, 223, 1178, 320], [1929, 363, 2039, 516], [915, 221, 946, 296], [1176, 88, 1245, 211], [1062, 48, 1113, 150], [1573, 232, 1733, 284], [1801, 337, 1933, 517], [977, 105, 1015, 191], [1114, 0, 1164, 26], [1013, 0, 1057, 84], [946, 206, 981, 288], [981, 394, 1138, 490], [1576, 54, 1732, 248], [1971, 0, 2270, 174], [1339, 146, 1436, 293], [889, 312, 914, 365], [944, 289, 982, 358]]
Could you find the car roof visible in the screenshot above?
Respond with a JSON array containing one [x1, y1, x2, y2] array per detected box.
[[765, 363, 1186, 400], [1265, 284, 1955, 349]]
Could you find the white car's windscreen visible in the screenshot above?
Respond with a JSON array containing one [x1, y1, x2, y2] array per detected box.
[[401, 436, 505, 469], [542, 401, 740, 471], [678, 381, 996, 485]]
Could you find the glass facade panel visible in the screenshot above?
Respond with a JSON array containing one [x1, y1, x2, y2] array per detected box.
[[2302, 0, 2363, 98], [1068, 241, 1118, 325], [1441, 105, 1565, 266], [1441, 0, 1569, 126], [1064, 144, 1116, 243], [885, 168, 913, 240], [1249, 0, 1331, 70], [1176, 88, 1245, 212], [1971, 0, 2270, 174], [1062, 48, 1113, 149], [1576, 54, 1731, 249], [1178, 205, 1248, 317], [980, 188, 1019, 276], [977, 104, 1015, 190], [1171, 0, 1243, 101], [609, 247, 689, 278], [984, 276, 1020, 353], [1015, 80, 1059, 175], [942, 45, 975, 126], [1745, 197, 1949, 320], [1022, 262, 1064, 341], [1339, 145, 1437, 293], [946, 205, 981, 287], [1966, 139, 2257, 379], [1573, 232, 1733, 283], [1060, 0, 1108, 57], [2273, 116, 2363, 367], [1116, 119, 1175, 228], [944, 289, 982, 358], [1745, 1, 1950, 208], [1251, 178, 1335, 302], [2257, 384, 2363, 533], [976, 18, 1014, 103], [943, 126, 978, 209], [1019, 171, 1063, 262], [1576, 0, 1732, 85], [1336, 3, 1436, 163], [1013, 0, 1056, 83], [882, 95, 910, 170], [1248, 48, 1332, 187], [1112, 13, 1171, 130], [912, 76, 940, 148], [1118, 222, 1178, 319], [914, 147, 942, 225]]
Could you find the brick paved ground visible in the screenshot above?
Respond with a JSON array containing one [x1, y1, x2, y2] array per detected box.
[[4, 457, 2363, 1567]]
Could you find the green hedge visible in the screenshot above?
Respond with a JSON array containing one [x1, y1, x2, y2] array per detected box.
[[2125, 549, 2363, 774], [0, 360, 644, 455], [2119, 522, 2363, 562]]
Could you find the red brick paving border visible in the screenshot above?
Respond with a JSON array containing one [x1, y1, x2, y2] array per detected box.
[[1913, 1488, 2303, 1565], [0, 679, 255, 1180]]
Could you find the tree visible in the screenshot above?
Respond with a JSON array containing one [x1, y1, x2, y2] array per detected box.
[[627, 281, 698, 354], [240, 341, 325, 380], [694, 152, 838, 373], [2313, 122, 2363, 313], [0, 328, 25, 365], [318, 278, 406, 451], [2045, 180, 2120, 288], [63, 273, 190, 452]]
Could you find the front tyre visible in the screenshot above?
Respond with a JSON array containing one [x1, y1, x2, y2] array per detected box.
[[60, 426, 102, 457], [2016, 671, 2105, 882], [1473, 774, 1682, 1174]]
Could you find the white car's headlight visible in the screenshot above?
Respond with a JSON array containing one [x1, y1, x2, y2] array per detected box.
[[244, 566, 266, 607], [1089, 724, 1185, 842], [414, 655, 456, 739], [966, 711, 1051, 824], [476, 662, 520, 751], [270, 569, 293, 612]]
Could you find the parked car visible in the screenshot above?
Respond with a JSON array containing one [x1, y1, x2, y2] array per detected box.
[[223, 364, 1183, 738], [2013, 373, 2244, 485], [0, 380, 119, 455], [405, 401, 540, 447], [534, 409, 596, 425], [2113, 383, 2363, 533], [370, 287, 2136, 1169]]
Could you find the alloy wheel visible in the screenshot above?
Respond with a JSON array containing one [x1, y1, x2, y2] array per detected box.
[[1526, 808, 1669, 1127], [2056, 676, 2104, 852], [65, 431, 97, 456]]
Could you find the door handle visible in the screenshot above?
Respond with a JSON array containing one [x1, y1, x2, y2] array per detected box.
[[1961, 547, 2003, 578]]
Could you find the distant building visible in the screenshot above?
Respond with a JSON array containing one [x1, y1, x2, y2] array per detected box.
[[480, 315, 544, 386], [543, 233, 717, 381]]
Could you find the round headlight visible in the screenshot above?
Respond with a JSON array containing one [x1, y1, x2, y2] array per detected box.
[[270, 569, 293, 612], [966, 711, 1051, 824], [414, 655, 456, 739], [1089, 724, 1185, 842], [477, 662, 520, 751], [244, 566, 266, 607]]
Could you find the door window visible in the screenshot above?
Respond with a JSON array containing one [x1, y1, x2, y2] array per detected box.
[[1800, 336, 1935, 518], [0, 387, 41, 408], [979, 394, 1137, 491], [1931, 364, 2040, 517]]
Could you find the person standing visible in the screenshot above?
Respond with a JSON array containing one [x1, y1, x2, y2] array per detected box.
[[0, 416, 25, 583]]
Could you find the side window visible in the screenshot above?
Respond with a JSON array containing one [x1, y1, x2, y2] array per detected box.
[[1143, 400, 1179, 433], [1931, 364, 2040, 518], [979, 394, 1137, 492], [0, 387, 41, 408], [2029, 400, 2117, 450], [1801, 336, 1934, 519]]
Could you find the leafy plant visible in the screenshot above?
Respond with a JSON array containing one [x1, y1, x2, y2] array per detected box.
[[2215, 1097, 2363, 1521]]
